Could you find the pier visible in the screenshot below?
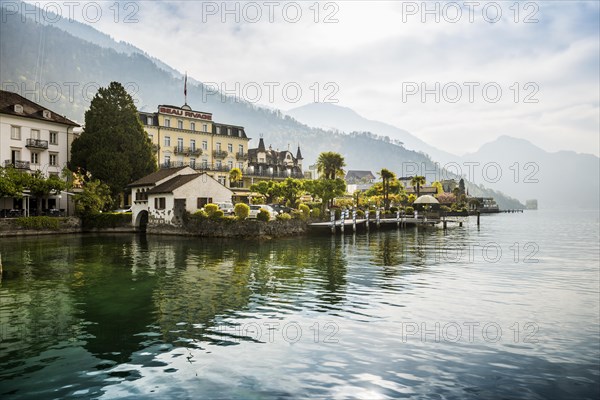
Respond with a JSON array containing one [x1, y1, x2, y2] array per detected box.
[[308, 210, 469, 234]]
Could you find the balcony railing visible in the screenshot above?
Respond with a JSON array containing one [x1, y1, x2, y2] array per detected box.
[[26, 138, 49, 149], [4, 160, 31, 170], [174, 146, 202, 156], [235, 152, 248, 161], [160, 161, 231, 172], [212, 150, 228, 159]]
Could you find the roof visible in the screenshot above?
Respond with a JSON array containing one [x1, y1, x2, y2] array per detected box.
[[414, 195, 440, 204], [147, 174, 202, 194], [0, 90, 79, 126], [345, 170, 375, 180], [128, 167, 188, 187]]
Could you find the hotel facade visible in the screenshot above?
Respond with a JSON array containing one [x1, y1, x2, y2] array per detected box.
[[139, 103, 304, 193]]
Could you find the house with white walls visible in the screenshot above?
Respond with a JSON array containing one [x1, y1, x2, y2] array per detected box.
[[129, 166, 232, 228]]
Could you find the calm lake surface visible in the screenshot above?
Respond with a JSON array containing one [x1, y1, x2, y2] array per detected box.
[[1, 210, 599, 399]]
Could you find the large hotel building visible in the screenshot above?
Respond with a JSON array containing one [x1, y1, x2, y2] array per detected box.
[[139, 103, 304, 192]]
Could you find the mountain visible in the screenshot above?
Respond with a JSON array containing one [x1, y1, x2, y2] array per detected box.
[[286, 103, 457, 164], [0, 3, 524, 210], [462, 136, 599, 209]]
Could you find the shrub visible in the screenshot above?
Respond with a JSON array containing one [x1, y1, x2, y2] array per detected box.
[[299, 204, 310, 220], [390, 206, 398, 214], [210, 210, 224, 220], [441, 205, 451, 213], [405, 206, 414, 215], [16, 216, 61, 230], [204, 204, 219, 216], [276, 212, 292, 221], [194, 209, 208, 218], [257, 208, 271, 222], [234, 203, 250, 220], [311, 207, 321, 219], [290, 209, 304, 219], [356, 209, 365, 218], [334, 209, 341, 220], [369, 210, 376, 218]]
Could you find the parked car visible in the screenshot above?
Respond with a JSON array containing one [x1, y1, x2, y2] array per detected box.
[[215, 202, 234, 215], [268, 204, 292, 215], [113, 207, 132, 213], [248, 204, 276, 220]]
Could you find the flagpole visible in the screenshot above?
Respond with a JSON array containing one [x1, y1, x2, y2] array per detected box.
[[184, 71, 187, 105]]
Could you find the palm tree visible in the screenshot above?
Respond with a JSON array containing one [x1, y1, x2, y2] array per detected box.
[[316, 152, 346, 180], [229, 168, 243, 188], [410, 175, 426, 197], [379, 168, 396, 210]]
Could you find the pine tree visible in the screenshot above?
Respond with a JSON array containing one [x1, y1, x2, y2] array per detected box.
[[70, 82, 156, 199]]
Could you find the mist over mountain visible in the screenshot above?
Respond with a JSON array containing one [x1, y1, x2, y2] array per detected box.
[[462, 136, 599, 209], [0, 2, 525, 209], [287, 103, 457, 164]]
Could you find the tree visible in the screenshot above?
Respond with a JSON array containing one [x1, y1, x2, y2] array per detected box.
[[410, 175, 426, 197], [229, 168, 243, 188], [0, 167, 29, 199], [70, 81, 156, 201], [73, 178, 113, 216], [250, 181, 279, 203], [379, 168, 396, 210], [304, 179, 346, 212], [459, 178, 466, 195], [431, 181, 444, 195], [316, 152, 346, 180], [27, 171, 66, 214], [278, 178, 304, 208]]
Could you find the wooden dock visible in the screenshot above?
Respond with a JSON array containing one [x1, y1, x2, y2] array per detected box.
[[308, 216, 468, 234]]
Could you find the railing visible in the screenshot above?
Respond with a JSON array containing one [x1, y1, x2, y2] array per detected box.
[[235, 152, 248, 161], [174, 146, 202, 156], [26, 138, 49, 149], [212, 150, 228, 159], [4, 160, 31, 169], [160, 162, 231, 172], [243, 168, 304, 179]]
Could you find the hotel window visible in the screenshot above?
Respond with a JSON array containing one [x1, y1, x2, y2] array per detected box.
[[238, 162, 244, 170], [154, 197, 166, 210], [164, 155, 171, 166], [191, 122, 196, 131], [190, 158, 196, 169], [164, 118, 171, 128], [147, 116, 153, 125], [178, 120, 183, 129], [164, 136, 171, 146], [202, 159, 208, 168], [49, 153, 58, 166], [31, 152, 39, 164], [49, 131, 58, 145], [216, 160, 222, 168], [227, 143, 233, 153], [238, 144, 244, 155], [202, 124, 207, 132], [190, 139, 196, 150], [228, 161, 233, 170], [177, 137, 184, 151], [217, 176, 226, 186], [30, 129, 40, 139], [216, 126, 221, 134], [238, 129, 243, 137], [227, 127, 232, 136], [202, 140, 208, 150], [11, 126, 21, 140], [216, 142, 221, 151]]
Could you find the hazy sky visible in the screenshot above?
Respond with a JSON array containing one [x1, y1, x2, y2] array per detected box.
[[27, 0, 600, 156]]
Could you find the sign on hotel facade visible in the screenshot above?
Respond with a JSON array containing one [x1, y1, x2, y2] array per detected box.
[[139, 104, 250, 186]]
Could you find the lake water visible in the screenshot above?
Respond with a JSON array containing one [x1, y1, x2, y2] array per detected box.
[[1, 210, 599, 399]]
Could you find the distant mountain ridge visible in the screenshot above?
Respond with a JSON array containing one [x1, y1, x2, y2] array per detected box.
[[0, 2, 525, 209]]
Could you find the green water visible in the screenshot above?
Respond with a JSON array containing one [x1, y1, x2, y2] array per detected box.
[[0, 210, 599, 399]]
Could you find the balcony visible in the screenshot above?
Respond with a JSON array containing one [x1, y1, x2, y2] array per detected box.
[[4, 160, 31, 170], [244, 168, 303, 179], [212, 150, 228, 159], [26, 138, 49, 149], [174, 146, 202, 156], [235, 152, 248, 161]]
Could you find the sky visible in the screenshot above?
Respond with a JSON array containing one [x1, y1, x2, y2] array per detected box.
[[23, 0, 600, 156]]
